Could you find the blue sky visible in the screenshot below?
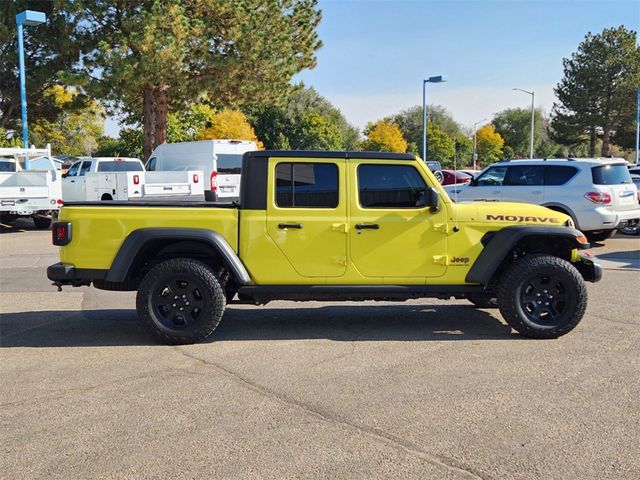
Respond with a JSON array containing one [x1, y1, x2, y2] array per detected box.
[[106, 0, 639, 136]]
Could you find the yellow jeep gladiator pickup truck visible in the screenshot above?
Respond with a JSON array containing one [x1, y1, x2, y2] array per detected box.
[[48, 150, 602, 344]]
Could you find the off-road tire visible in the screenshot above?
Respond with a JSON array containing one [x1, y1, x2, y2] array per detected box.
[[585, 229, 615, 242], [497, 254, 587, 339], [467, 294, 498, 308], [33, 216, 52, 229], [136, 258, 226, 344]]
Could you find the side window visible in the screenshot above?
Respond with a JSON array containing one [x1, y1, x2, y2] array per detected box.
[[474, 166, 507, 186], [145, 157, 156, 172], [504, 165, 544, 186], [275, 163, 339, 208], [79, 161, 92, 176], [545, 166, 578, 186], [358, 164, 427, 208], [66, 161, 81, 177]]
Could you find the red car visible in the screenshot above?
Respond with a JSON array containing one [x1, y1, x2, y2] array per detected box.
[[440, 169, 473, 185]]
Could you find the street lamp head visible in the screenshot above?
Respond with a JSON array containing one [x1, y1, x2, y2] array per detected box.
[[16, 10, 46, 27], [426, 75, 447, 83]]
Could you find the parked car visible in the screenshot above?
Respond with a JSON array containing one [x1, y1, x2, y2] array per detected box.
[[444, 158, 640, 242], [62, 157, 203, 202], [620, 174, 640, 235], [0, 146, 62, 229], [440, 169, 473, 185], [146, 140, 258, 202], [424, 160, 444, 183]]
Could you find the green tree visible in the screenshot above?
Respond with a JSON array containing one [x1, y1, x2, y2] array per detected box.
[[81, 0, 323, 159], [95, 128, 143, 158], [245, 86, 359, 150], [385, 105, 462, 155], [425, 123, 455, 166], [552, 26, 640, 156], [0, 1, 85, 131], [30, 86, 104, 156], [476, 124, 504, 165], [453, 134, 473, 167], [361, 121, 407, 153]]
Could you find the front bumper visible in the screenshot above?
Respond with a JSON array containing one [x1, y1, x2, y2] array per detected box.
[[575, 252, 603, 283]]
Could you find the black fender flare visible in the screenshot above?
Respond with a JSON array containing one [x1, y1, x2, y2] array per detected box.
[[104, 228, 252, 285], [465, 226, 585, 285]]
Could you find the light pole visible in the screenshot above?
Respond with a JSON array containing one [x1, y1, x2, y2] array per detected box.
[[513, 88, 535, 158], [16, 10, 46, 170], [422, 75, 447, 161], [635, 86, 639, 166], [472, 118, 487, 170]]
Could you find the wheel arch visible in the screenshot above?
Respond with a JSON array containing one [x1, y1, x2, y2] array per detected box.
[[542, 203, 579, 228], [466, 226, 586, 286], [104, 228, 252, 287]]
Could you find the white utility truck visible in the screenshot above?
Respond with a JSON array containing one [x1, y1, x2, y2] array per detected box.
[[0, 146, 62, 229], [145, 140, 257, 201], [62, 157, 204, 202]]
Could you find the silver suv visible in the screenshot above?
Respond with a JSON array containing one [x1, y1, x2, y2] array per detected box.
[[445, 158, 640, 241]]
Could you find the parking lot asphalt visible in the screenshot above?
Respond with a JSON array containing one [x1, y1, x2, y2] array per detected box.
[[1, 220, 639, 479]]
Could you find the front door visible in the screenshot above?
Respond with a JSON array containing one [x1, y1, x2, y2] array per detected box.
[[266, 158, 347, 277], [349, 161, 448, 279], [501, 165, 544, 204], [461, 165, 507, 202], [62, 161, 83, 201]]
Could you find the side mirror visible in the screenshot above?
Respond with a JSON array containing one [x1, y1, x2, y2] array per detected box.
[[416, 188, 440, 212]]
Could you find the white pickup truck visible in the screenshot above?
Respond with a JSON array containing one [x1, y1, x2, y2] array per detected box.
[[0, 146, 62, 229], [62, 157, 204, 202]]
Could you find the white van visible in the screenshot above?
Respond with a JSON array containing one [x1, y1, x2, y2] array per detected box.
[[146, 140, 258, 201]]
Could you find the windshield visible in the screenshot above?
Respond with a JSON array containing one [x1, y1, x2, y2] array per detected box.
[[216, 153, 242, 174], [0, 161, 17, 172], [591, 164, 632, 185], [97, 161, 143, 172]]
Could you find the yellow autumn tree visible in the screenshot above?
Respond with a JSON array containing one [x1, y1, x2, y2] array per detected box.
[[197, 109, 263, 148], [476, 124, 505, 165], [361, 120, 407, 153]]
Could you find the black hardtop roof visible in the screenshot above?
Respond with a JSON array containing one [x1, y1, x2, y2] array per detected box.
[[245, 150, 417, 161]]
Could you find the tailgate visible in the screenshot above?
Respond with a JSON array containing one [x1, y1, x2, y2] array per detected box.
[[591, 164, 637, 211], [142, 171, 204, 197]]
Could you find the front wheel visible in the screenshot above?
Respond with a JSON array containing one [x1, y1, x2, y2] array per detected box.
[[136, 258, 226, 344], [497, 255, 587, 339]]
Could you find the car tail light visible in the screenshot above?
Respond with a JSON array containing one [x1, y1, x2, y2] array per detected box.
[[133, 174, 140, 185], [210, 171, 218, 191], [193, 174, 199, 183], [52, 222, 72, 246], [585, 192, 611, 205], [57, 199, 63, 205]]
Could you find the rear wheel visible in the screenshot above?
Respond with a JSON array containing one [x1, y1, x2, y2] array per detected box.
[[33, 216, 52, 229], [620, 219, 640, 236], [101, 194, 113, 201], [136, 258, 226, 344], [497, 255, 587, 339]]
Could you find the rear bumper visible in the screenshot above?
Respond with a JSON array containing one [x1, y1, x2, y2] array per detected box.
[[47, 262, 105, 287], [576, 252, 603, 283], [578, 206, 640, 231]]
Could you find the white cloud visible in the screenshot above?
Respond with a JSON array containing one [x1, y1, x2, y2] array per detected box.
[[326, 84, 558, 131]]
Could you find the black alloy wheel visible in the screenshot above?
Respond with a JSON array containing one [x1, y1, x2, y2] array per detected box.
[[497, 254, 587, 339], [137, 258, 226, 344]]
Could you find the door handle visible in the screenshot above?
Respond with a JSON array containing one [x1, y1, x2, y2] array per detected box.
[[278, 223, 302, 229], [70, 180, 75, 183], [355, 223, 380, 230]]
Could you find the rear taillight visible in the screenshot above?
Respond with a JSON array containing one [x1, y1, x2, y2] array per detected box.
[[193, 174, 199, 183], [52, 222, 72, 246], [585, 192, 611, 205], [133, 174, 140, 185], [210, 171, 218, 191], [57, 199, 63, 205]]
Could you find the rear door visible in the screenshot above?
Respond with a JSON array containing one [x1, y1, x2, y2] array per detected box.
[[459, 165, 507, 201], [266, 158, 347, 277], [591, 163, 637, 212], [502, 165, 544, 204], [215, 153, 243, 199]]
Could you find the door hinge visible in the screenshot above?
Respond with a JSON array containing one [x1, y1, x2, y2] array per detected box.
[[432, 255, 448, 265], [433, 223, 449, 233], [331, 223, 348, 233]]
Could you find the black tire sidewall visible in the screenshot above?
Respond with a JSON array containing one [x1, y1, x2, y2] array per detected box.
[[136, 258, 225, 344]]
